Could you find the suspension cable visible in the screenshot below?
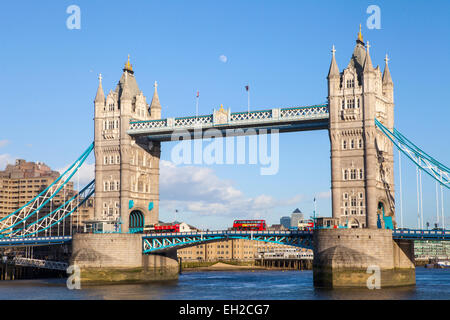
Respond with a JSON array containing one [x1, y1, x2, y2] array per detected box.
[[441, 172, 446, 229], [416, 167, 421, 229], [436, 181, 440, 228], [419, 160, 424, 229], [398, 149, 404, 229]]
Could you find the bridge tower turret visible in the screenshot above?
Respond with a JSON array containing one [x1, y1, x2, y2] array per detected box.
[[328, 28, 395, 229], [93, 56, 161, 232]]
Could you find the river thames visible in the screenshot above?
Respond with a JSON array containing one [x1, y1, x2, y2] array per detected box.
[[0, 267, 448, 300]]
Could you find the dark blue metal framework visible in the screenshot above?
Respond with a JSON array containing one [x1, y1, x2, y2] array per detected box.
[[142, 230, 314, 254]]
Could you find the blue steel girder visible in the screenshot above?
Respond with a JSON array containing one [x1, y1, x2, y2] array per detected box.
[[0, 236, 72, 247], [392, 229, 450, 240], [142, 230, 313, 253]]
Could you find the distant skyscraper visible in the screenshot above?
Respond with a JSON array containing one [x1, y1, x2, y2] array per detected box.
[[291, 208, 304, 228], [280, 216, 291, 229]]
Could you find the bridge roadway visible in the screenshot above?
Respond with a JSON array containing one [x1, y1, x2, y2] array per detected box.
[[142, 229, 450, 253], [0, 230, 449, 253]]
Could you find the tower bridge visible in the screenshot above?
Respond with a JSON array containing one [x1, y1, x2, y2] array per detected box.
[[1, 29, 449, 287]]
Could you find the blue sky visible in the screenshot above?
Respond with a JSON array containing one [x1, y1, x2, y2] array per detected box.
[[0, 1, 449, 229]]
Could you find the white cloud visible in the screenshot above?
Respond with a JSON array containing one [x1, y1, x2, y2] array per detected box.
[[316, 190, 331, 199], [0, 154, 14, 170], [0, 140, 9, 148], [160, 160, 303, 219], [219, 55, 228, 63], [58, 162, 95, 189]]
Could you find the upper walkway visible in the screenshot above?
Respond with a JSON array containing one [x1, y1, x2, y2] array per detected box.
[[127, 104, 329, 141]]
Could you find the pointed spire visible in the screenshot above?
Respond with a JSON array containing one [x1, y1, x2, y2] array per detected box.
[[150, 81, 161, 109], [123, 54, 133, 73], [95, 73, 105, 103], [328, 45, 340, 78], [357, 24, 364, 44], [383, 53, 393, 85], [363, 41, 374, 72], [120, 70, 132, 101]]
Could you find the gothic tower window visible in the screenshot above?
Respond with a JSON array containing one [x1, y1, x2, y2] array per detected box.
[[347, 99, 355, 108], [350, 169, 357, 180], [350, 139, 355, 149], [343, 170, 348, 180], [359, 169, 364, 179], [346, 79, 355, 88], [343, 140, 347, 150], [358, 139, 363, 148]]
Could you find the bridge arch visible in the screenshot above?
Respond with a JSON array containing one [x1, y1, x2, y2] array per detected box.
[[348, 218, 360, 229], [129, 210, 145, 234], [377, 201, 393, 230]]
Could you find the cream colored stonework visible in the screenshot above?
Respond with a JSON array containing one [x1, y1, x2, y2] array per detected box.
[[94, 63, 161, 232], [328, 37, 395, 229]]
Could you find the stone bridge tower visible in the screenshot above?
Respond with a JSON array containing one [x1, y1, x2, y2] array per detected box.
[[328, 27, 395, 229], [93, 57, 161, 232]]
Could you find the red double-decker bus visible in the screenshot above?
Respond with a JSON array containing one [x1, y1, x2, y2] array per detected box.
[[144, 224, 180, 233], [232, 220, 267, 231]]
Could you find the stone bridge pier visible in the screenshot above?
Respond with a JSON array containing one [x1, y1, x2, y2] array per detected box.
[[70, 234, 178, 285], [313, 229, 415, 288]]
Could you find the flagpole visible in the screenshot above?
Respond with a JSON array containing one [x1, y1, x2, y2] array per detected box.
[[247, 86, 250, 113], [195, 91, 199, 123]]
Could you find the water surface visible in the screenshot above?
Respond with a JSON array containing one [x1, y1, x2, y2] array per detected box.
[[0, 267, 448, 300]]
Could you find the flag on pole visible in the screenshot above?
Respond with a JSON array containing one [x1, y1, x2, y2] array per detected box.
[[196, 91, 199, 98], [245, 85, 249, 92]]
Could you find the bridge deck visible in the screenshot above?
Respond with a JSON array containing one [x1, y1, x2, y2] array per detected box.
[[0, 236, 72, 247]]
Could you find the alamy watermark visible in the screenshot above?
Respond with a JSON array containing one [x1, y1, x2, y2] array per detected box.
[[168, 128, 279, 175], [366, 265, 381, 289], [366, 5, 381, 30], [66, 264, 81, 290], [66, 5, 81, 30]]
